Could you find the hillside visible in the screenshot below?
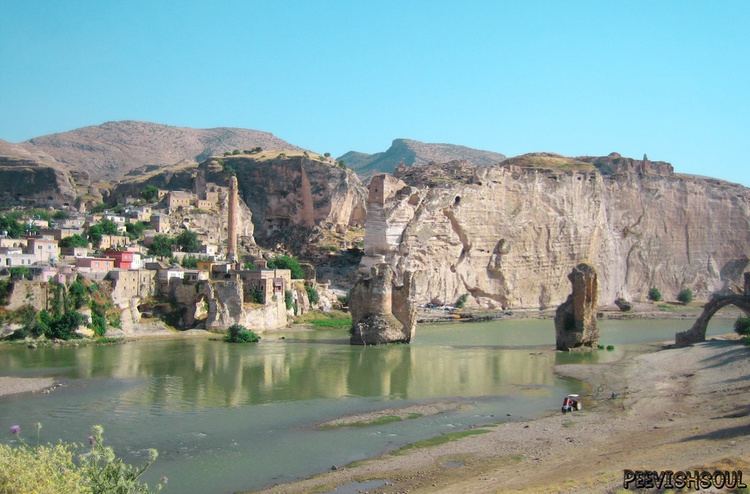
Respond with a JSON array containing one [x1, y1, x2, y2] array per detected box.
[[339, 138, 506, 177], [20, 120, 301, 182]]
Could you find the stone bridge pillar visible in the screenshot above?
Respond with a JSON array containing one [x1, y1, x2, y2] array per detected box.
[[555, 263, 599, 351]]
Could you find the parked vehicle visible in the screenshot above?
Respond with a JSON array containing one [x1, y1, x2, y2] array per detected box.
[[561, 394, 582, 413]]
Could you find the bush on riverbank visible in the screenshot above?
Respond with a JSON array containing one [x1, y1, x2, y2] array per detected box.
[[0, 425, 165, 493], [677, 288, 694, 304], [224, 324, 260, 343], [648, 287, 662, 302], [735, 316, 750, 336]]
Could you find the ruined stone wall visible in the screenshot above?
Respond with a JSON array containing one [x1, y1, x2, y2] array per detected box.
[[4, 281, 49, 311], [363, 164, 750, 309]]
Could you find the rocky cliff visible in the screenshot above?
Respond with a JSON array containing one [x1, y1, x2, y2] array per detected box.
[[200, 153, 367, 250], [360, 154, 750, 309], [0, 140, 79, 207]]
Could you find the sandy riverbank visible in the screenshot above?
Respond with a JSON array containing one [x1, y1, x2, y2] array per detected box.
[[0, 376, 55, 398], [256, 337, 750, 493]]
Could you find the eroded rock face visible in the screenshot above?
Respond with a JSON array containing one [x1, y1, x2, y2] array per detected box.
[[350, 263, 416, 345], [202, 155, 367, 248], [361, 157, 750, 310], [555, 264, 599, 351]]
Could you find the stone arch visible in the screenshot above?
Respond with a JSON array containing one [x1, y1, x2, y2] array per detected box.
[[675, 295, 750, 345]]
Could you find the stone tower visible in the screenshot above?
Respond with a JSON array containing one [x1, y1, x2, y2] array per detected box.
[[227, 176, 239, 262]]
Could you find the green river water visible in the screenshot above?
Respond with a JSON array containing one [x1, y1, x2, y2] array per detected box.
[[0, 318, 732, 493]]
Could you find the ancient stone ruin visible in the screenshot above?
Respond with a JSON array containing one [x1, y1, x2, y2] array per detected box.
[[676, 272, 750, 345], [555, 263, 600, 351], [349, 263, 416, 345]]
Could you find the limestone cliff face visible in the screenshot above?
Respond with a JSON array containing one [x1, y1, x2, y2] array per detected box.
[[361, 157, 750, 309], [0, 140, 78, 207], [201, 155, 367, 246]]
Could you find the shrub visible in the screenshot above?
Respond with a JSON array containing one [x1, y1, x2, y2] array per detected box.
[[677, 288, 694, 304], [267, 255, 306, 279], [0, 279, 11, 305], [606, 345, 615, 351], [243, 261, 256, 270], [305, 285, 319, 305], [225, 324, 260, 343], [9, 266, 32, 280], [125, 221, 148, 240], [648, 287, 662, 302], [734, 316, 750, 336], [284, 289, 294, 310], [181, 256, 199, 268], [455, 294, 469, 309], [249, 286, 265, 304], [60, 234, 89, 249]]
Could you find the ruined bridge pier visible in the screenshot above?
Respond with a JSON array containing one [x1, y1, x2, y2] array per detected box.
[[675, 273, 750, 346]]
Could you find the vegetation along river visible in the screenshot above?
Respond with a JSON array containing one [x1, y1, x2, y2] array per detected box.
[[0, 318, 732, 493]]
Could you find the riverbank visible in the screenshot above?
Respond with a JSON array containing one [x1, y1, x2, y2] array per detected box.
[[256, 336, 750, 493]]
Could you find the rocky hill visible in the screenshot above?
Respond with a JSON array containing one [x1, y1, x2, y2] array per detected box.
[[360, 153, 750, 309], [339, 138, 506, 177], [20, 120, 300, 182], [0, 139, 79, 207]]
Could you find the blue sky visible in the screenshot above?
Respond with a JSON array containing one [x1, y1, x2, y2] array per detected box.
[[1, 1, 748, 185]]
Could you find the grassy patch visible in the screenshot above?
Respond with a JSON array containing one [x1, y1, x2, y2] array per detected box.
[[392, 428, 491, 455], [321, 412, 425, 430], [656, 303, 681, 312], [296, 310, 352, 330]]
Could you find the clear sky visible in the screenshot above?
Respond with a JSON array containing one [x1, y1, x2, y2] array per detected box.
[[1, 1, 748, 185]]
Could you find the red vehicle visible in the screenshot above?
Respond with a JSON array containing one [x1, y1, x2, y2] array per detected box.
[[561, 394, 582, 413]]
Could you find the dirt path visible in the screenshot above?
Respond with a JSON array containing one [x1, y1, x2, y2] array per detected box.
[[256, 339, 750, 493]]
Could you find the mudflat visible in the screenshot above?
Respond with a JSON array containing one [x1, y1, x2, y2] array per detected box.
[[257, 338, 750, 493]]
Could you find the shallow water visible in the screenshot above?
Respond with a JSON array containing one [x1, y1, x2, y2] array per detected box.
[[0, 318, 732, 493]]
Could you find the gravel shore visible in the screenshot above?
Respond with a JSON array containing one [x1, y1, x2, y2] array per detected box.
[[256, 337, 750, 493], [0, 376, 55, 398]]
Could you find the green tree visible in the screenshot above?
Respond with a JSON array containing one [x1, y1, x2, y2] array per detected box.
[[455, 293, 469, 308], [59, 234, 89, 249], [125, 221, 149, 240], [267, 255, 305, 279], [141, 184, 159, 202], [174, 230, 200, 252], [148, 235, 174, 257], [648, 287, 662, 302], [284, 289, 294, 310], [677, 288, 694, 304], [68, 277, 89, 309]]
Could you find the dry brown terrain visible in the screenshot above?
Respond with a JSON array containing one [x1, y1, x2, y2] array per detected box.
[[0, 377, 54, 398], [257, 338, 750, 493]]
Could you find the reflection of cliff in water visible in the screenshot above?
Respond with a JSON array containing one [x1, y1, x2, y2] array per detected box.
[[0, 339, 562, 409]]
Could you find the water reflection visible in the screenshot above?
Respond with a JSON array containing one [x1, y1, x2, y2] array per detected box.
[[0, 336, 565, 411]]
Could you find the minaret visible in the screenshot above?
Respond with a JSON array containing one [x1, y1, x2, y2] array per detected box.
[[227, 176, 239, 262]]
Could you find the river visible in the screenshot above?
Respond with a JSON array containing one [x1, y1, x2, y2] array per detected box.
[[0, 318, 732, 493]]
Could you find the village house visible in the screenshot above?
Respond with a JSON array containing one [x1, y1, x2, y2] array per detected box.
[[166, 191, 194, 211], [107, 269, 156, 301], [40, 227, 85, 240], [0, 238, 28, 249], [150, 215, 170, 233], [239, 268, 292, 305], [60, 246, 89, 258], [98, 235, 129, 250], [76, 257, 115, 273], [104, 249, 142, 270], [24, 237, 60, 263], [0, 247, 35, 267]]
